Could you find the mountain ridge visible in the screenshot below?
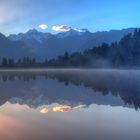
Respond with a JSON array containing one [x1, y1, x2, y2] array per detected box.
[[0, 27, 136, 59]]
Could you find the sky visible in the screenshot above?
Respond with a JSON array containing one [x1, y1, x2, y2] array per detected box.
[[0, 0, 140, 35]]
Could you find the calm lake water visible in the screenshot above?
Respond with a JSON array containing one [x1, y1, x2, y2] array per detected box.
[[0, 69, 140, 140]]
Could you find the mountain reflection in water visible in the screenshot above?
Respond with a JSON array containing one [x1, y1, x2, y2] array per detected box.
[[0, 69, 140, 110], [0, 69, 140, 140]]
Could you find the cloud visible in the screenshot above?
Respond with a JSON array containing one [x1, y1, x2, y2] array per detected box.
[[53, 105, 72, 112], [52, 25, 72, 31], [52, 105, 86, 113], [0, 2, 19, 24], [52, 25, 87, 32], [39, 24, 48, 30], [40, 108, 49, 114]]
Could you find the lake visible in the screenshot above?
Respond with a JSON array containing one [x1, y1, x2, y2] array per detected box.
[[0, 69, 140, 140]]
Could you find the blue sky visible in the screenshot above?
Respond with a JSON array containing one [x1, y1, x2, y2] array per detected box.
[[0, 0, 140, 35]]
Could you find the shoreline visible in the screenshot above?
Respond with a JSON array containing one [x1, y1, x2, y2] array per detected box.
[[0, 68, 139, 73]]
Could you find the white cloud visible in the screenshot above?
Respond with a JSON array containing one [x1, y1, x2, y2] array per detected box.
[[52, 25, 87, 32], [52, 25, 72, 31], [0, 3, 18, 24], [39, 24, 48, 30]]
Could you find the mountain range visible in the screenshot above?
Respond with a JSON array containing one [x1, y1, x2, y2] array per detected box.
[[0, 28, 135, 60]]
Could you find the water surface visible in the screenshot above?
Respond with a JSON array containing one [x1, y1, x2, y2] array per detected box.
[[0, 69, 140, 140]]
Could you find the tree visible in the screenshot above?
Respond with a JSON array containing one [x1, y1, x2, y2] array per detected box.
[[64, 52, 69, 60], [8, 58, 15, 67], [2, 58, 8, 67]]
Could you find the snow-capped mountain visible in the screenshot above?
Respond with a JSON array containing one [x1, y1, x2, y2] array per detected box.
[[8, 28, 94, 59], [9, 29, 52, 43], [0, 27, 135, 59], [56, 28, 90, 38], [8, 28, 90, 42]]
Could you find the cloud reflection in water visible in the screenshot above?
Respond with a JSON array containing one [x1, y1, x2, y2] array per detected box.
[[40, 108, 49, 114], [40, 105, 86, 114]]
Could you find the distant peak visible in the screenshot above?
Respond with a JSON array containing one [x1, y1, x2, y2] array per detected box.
[[26, 29, 39, 34], [80, 28, 89, 32], [67, 28, 89, 33], [56, 28, 90, 38]]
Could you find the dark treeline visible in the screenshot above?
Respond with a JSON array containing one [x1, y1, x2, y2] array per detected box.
[[0, 57, 38, 68], [1, 29, 140, 68]]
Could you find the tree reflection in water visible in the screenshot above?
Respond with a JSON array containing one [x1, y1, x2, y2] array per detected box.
[[0, 69, 140, 110]]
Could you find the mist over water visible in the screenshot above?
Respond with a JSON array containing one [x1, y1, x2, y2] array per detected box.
[[0, 69, 140, 140]]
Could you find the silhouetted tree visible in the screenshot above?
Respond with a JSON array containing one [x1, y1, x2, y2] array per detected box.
[[2, 58, 8, 67], [8, 59, 15, 67]]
